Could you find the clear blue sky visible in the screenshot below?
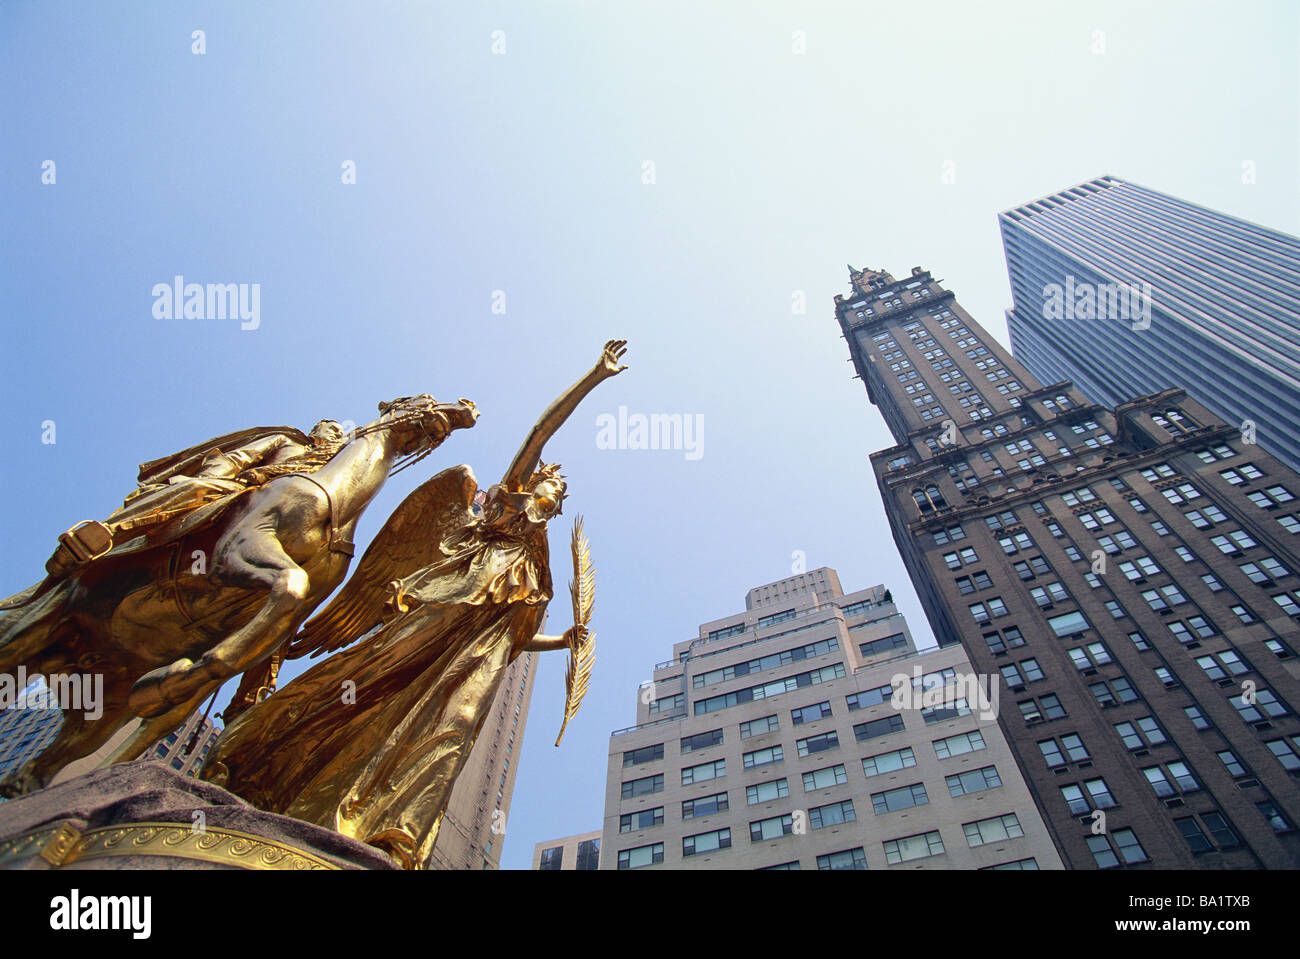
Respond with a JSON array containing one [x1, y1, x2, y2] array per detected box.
[[2, 2, 1296, 869]]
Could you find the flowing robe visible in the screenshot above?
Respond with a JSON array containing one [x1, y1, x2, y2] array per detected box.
[[206, 492, 551, 867]]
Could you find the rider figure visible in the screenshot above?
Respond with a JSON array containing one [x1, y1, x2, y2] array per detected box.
[[45, 420, 346, 577]]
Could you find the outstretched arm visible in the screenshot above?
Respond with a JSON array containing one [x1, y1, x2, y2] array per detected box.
[[500, 340, 627, 490]]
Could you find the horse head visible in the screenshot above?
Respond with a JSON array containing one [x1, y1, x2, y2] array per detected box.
[[374, 395, 479, 471]]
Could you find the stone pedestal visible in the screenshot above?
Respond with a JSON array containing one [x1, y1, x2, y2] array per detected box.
[[0, 762, 397, 870]]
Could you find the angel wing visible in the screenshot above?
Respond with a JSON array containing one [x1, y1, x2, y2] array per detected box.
[[285, 465, 479, 659], [555, 516, 596, 746]]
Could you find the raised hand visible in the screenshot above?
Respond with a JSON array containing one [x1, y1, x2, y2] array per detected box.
[[598, 340, 628, 378]]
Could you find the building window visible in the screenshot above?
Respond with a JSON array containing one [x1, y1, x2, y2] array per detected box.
[[742, 745, 784, 770], [575, 839, 600, 870], [871, 783, 929, 815], [1089, 678, 1139, 707], [946, 765, 1003, 798], [622, 743, 664, 767], [739, 715, 779, 738], [1266, 738, 1300, 771], [1217, 749, 1249, 779], [539, 846, 563, 870], [883, 831, 945, 865], [680, 729, 724, 753], [791, 701, 833, 725], [921, 699, 972, 724], [962, 813, 1023, 847], [1087, 829, 1148, 867], [682, 828, 731, 858], [809, 800, 856, 829], [1114, 716, 1167, 749], [858, 633, 910, 657], [933, 525, 966, 545], [1142, 761, 1200, 797], [846, 684, 893, 711], [1068, 642, 1112, 670], [802, 764, 849, 791], [746, 779, 789, 804], [1035, 695, 1066, 722], [854, 715, 905, 742], [757, 608, 797, 628], [1230, 688, 1288, 723], [1257, 800, 1294, 833], [681, 792, 728, 819], [1264, 638, 1296, 659], [681, 759, 725, 786], [621, 773, 664, 799], [749, 814, 794, 842], [1047, 611, 1090, 637], [620, 808, 663, 832], [647, 693, 684, 715], [617, 843, 663, 870], [1195, 650, 1249, 681], [796, 731, 839, 757], [1175, 814, 1239, 853], [913, 486, 948, 514], [816, 847, 867, 870], [932, 730, 986, 759]]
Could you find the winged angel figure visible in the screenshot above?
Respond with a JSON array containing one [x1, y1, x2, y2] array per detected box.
[[204, 341, 626, 869]]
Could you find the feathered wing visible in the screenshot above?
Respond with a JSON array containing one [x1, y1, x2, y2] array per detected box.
[[286, 465, 479, 659], [555, 516, 596, 746]]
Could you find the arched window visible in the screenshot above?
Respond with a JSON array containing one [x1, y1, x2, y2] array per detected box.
[[913, 486, 948, 514], [927, 485, 948, 510]]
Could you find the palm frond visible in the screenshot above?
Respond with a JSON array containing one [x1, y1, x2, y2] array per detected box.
[[556, 517, 596, 746]]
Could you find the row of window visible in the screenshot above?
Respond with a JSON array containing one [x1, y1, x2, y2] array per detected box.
[[621, 728, 990, 806], [616, 810, 1027, 869], [690, 637, 840, 689]]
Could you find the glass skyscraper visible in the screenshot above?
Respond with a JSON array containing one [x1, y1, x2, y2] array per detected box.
[[1000, 176, 1300, 475]]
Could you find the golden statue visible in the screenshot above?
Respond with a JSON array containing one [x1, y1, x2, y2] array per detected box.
[[205, 341, 627, 869], [0, 395, 480, 795]]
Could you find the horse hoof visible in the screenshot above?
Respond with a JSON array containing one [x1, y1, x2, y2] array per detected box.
[[364, 828, 418, 870], [129, 659, 194, 717], [0, 762, 41, 797]]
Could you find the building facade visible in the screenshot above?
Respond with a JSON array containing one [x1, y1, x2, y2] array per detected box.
[[0, 678, 62, 781], [837, 265, 1300, 868], [1000, 175, 1300, 475], [532, 830, 602, 870], [602, 570, 1062, 870]]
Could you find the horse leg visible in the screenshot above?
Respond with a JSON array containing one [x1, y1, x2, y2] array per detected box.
[[102, 691, 209, 765], [128, 529, 311, 718]]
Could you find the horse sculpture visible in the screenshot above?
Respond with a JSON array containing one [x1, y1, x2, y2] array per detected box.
[[0, 394, 479, 795]]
